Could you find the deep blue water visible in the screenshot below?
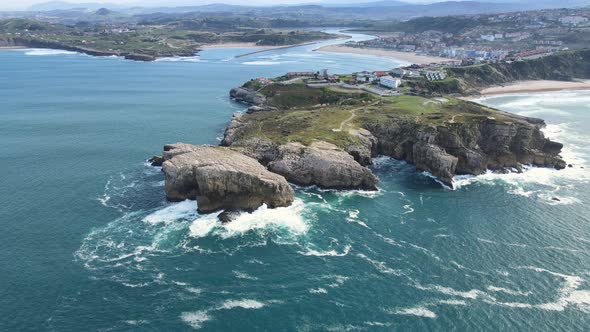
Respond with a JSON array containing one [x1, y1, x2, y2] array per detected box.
[[1, 34, 589, 331]]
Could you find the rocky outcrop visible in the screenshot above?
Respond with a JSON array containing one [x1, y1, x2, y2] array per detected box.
[[366, 114, 566, 187], [412, 142, 458, 186], [162, 143, 294, 213], [246, 105, 278, 114], [222, 84, 565, 190], [124, 53, 157, 62], [229, 87, 266, 105], [148, 155, 164, 167], [266, 141, 378, 190], [221, 112, 248, 147], [346, 129, 378, 166]]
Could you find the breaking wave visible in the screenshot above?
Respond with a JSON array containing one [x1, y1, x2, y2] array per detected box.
[[25, 49, 78, 56], [189, 199, 309, 239]]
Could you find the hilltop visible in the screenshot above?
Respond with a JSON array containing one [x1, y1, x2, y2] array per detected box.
[[221, 68, 568, 188]]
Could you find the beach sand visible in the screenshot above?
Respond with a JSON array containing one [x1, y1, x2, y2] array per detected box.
[[200, 42, 274, 49], [315, 45, 449, 65], [479, 80, 590, 96], [0, 46, 26, 50]]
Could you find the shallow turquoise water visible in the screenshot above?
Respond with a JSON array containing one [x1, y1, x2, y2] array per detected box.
[[1, 35, 589, 331]]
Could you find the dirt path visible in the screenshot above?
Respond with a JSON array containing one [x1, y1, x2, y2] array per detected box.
[[332, 101, 379, 132], [333, 109, 357, 132]]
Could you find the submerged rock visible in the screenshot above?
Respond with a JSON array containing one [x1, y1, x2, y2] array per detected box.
[[217, 210, 241, 223], [148, 155, 164, 167], [162, 143, 294, 213]]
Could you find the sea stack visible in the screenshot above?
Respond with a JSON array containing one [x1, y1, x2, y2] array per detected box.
[[162, 143, 294, 213]]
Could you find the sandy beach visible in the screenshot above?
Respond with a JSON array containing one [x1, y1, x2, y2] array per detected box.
[[0, 46, 26, 50], [315, 45, 449, 65], [200, 42, 275, 49], [478, 80, 590, 96]]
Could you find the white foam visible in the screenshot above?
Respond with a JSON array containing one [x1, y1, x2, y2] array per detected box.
[[346, 217, 370, 228], [393, 306, 437, 318], [414, 283, 488, 300], [217, 299, 266, 310], [144, 200, 198, 225], [364, 322, 392, 327], [322, 274, 349, 288], [242, 61, 289, 65], [233, 271, 259, 281], [356, 253, 402, 275], [125, 320, 148, 325], [186, 287, 203, 295], [189, 199, 308, 239], [402, 204, 415, 215], [487, 286, 532, 296], [299, 245, 351, 257], [180, 310, 211, 329], [25, 49, 77, 56], [156, 56, 204, 62], [309, 288, 328, 294], [438, 299, 467, 306], [188, 215, 218, 238], [450, 114, 590, 199]]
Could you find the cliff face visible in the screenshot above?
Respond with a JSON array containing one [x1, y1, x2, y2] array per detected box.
[[229, 87, 267, 105], [162, 143, 294, 213], [365, 113, 565, 186], [225, 84, 566, 189], [223, 134, 378, 191]]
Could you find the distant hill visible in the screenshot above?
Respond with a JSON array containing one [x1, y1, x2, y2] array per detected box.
[[22, 0, 590, 20], [30, 1, 128, 11]]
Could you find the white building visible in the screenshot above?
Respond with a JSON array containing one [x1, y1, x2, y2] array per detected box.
[[421, 70, 447, 81], [480, 34, 495, 42], [379, 76, 401, 89]]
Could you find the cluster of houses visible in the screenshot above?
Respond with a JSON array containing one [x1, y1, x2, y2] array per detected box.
[[287, 69, 340, 83], [279, 66, 450, 92], [354, 71, 402, 89], [345, 7, 588, 65], [352, 66, 447, 90]]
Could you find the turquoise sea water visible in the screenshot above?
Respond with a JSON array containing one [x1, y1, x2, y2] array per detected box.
[[1, 34, 589, 331]]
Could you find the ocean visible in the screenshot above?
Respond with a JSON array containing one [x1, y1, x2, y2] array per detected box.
[[1, 33, 589, 331]]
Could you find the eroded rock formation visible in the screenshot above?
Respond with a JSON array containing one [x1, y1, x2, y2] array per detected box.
[[162, 143, 294, 213]]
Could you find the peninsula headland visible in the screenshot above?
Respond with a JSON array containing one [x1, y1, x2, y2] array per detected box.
[[155, 50, 590, 218]]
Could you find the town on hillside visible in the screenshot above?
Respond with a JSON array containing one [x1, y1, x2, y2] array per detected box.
[[249, 64, 450, 97], [349, 7, 590, 63]]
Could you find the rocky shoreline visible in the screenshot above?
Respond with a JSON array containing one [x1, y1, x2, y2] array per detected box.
[[153, 79, 566, 220], [225, 85, 565, 188], [0, 37, 198, 62]]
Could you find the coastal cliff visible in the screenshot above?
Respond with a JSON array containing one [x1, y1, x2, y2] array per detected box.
[[363, 110, 565, 186], [224, 82, 565, 188]]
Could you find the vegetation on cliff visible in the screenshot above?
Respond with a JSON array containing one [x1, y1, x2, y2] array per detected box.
[[433, 49, 590, 95], [226, 78, 565, 187]]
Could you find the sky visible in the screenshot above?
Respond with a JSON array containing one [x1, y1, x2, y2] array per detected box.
[[0, 0, 442, 11]]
